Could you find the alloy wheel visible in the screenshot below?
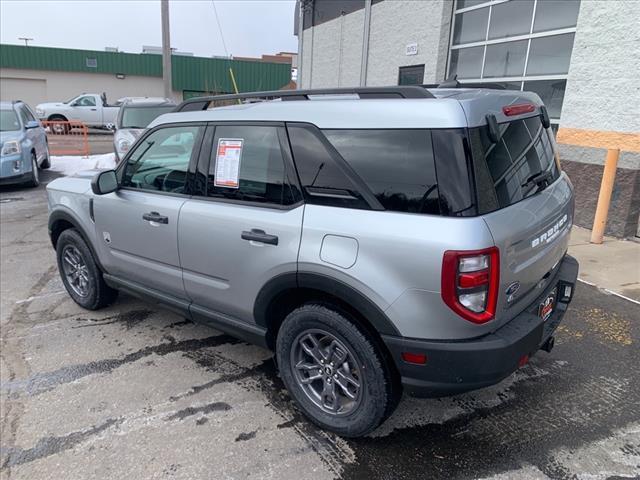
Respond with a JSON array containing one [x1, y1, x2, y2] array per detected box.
[[290, 329, 363, 415], [61, 245, 90, 297]]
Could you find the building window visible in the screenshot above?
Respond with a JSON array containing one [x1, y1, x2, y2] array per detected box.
[[86, 57, 97, 68], [447, 0, 581, 123], [398, 65, 425, 85]]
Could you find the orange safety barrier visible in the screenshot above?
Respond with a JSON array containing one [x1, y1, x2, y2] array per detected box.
[[41, 120, 90, 156]]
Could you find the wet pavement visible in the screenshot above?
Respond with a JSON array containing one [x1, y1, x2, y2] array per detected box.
[[1, 172, 639, 480]]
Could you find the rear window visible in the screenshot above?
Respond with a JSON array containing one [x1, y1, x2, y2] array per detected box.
[[323, 129, 440, 215], [469, 116, 560, 214], [120, 106, 175, 129]]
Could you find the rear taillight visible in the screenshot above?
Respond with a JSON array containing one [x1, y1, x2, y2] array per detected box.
[[441, 247, 500, 324]]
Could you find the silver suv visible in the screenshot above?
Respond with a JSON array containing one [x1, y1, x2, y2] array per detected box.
[[47, 85, 579, 437]]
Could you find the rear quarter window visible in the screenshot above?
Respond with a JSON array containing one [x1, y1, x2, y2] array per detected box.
[[323, 129, 440, 215]]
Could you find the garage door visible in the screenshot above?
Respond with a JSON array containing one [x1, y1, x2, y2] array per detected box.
[[0, 77, 47, 108]]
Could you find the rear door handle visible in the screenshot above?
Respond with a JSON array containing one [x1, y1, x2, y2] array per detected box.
[[241, 229, 278, 245], [142, 211, 169, 224], [90, 108, 97, 111]]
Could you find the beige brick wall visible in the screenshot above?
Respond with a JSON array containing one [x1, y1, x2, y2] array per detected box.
[[561, 0, 640, 134]]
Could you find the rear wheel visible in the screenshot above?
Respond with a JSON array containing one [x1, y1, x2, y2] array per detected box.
[[56, 229, 118, 310], [49, 115, 69, 134], [25, 152, 39, 188], [276, 304, 397, 437]]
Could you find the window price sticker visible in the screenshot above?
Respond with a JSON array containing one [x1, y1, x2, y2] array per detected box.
[[214, 138, 243, 188]]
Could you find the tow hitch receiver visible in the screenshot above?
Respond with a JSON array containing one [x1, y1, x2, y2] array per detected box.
[[541, 336, 555, 353]]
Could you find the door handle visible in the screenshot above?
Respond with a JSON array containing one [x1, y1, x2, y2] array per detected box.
[[241, 229, 278, 246], [142, 211, 169, 224], [90, 108, 97, 111]]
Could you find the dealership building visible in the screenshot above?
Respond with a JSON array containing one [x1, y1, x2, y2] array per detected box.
[[296, 0, 639, 238]]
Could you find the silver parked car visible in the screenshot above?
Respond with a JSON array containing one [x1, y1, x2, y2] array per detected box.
[[113, 97, 176, 162], [1, 100, 50, 187], [46, 85, 579, 437]]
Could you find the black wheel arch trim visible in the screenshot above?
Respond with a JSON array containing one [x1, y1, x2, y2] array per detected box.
[[48, 209, 107, 273], [253, 271, 401, 337]]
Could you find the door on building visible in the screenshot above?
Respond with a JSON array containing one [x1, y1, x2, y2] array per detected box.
[[398, 65, 425, 85]]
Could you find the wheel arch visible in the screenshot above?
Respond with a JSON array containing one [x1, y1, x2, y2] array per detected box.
[[254, 272, 401, 348], [48, 209, 106, 272], [48, 113, 68, 121]]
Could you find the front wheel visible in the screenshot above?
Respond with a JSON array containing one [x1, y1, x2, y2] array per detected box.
[[276, 304, 397, 437], [41, 143, 51, 169], [56, 229, 118, 310], [25, 153, 39, 188]]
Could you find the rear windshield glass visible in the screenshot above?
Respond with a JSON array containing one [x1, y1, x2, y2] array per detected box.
[[0, 109, 20, 132], [120, 106, 175, 129], [323, 129, 440, 215], [469, 116, 559, 214]]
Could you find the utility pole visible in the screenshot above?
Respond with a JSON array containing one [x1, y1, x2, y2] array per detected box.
[[161, 0, 173, 100], [360, 0, 371, 86], [18, 37, 33, 46]]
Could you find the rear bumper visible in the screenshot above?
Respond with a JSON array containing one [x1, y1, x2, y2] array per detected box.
[[383, 254, 579, 397]]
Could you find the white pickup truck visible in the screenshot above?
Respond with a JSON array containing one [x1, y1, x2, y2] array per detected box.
[[35, 93, 121, 131]]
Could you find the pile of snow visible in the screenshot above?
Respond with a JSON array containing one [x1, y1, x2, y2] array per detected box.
[[50, 153, 117, 177]]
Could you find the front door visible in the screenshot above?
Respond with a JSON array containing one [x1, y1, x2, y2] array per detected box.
[[179, 123, 304, 323], [72, 95, 102, 125], [93, 123, 204, 300]]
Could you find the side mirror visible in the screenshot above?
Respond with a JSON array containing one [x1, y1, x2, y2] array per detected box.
[[25, 120, 40, 129], [91, 170, 118, 195]]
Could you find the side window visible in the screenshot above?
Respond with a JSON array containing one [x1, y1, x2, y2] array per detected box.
[[122, 125, 201, 193], [76, 96, 96, 107], [432, 129, 476, 216], [207, 125, 291, 205], [20, 106, 36, 123], [287, 125, 369, 210], [323, 129, 440, 215], [17, 107, 30, 126]]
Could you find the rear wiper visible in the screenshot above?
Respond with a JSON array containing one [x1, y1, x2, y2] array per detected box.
[[521, 170, 553, 191]]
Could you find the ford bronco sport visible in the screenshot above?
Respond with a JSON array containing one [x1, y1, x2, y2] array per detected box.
[[47, 84, 579, 437]]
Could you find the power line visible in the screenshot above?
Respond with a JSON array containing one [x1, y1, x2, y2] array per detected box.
[[210, 0, 240, 98], [211, 0, 230, 58]]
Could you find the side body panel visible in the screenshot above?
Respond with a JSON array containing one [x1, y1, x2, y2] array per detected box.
[[298, 205, 497, 340], [92, 189, 187, 299], [178, 200, 304, 323], [47, 174, 98, 248]]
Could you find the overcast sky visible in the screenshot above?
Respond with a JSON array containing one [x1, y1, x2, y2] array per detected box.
[[0, 0, 298, 58]]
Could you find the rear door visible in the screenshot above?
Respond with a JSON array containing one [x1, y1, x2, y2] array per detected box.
[[471, 114, 573, 326], [93, 123, 204, 300], [178, 123, 303, 324]]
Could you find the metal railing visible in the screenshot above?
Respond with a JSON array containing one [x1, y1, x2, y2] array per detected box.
[[42, 120, 90, 156]]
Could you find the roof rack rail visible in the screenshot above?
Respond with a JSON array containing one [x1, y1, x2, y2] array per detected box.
[[175, 86, 434, 112]]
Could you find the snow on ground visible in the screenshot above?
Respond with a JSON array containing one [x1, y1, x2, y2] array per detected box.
[[50, 153, 116, 177]]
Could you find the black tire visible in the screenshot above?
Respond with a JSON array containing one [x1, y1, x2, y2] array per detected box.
[[25, 152, 40, 188], [49, 115, 69, 134], [276, 303, 397, 437], [56, 228, 118, 310], [40, 142, 51, 169]]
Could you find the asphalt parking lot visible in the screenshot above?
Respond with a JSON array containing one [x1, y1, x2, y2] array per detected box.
[[1, 171, 639, 480]]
